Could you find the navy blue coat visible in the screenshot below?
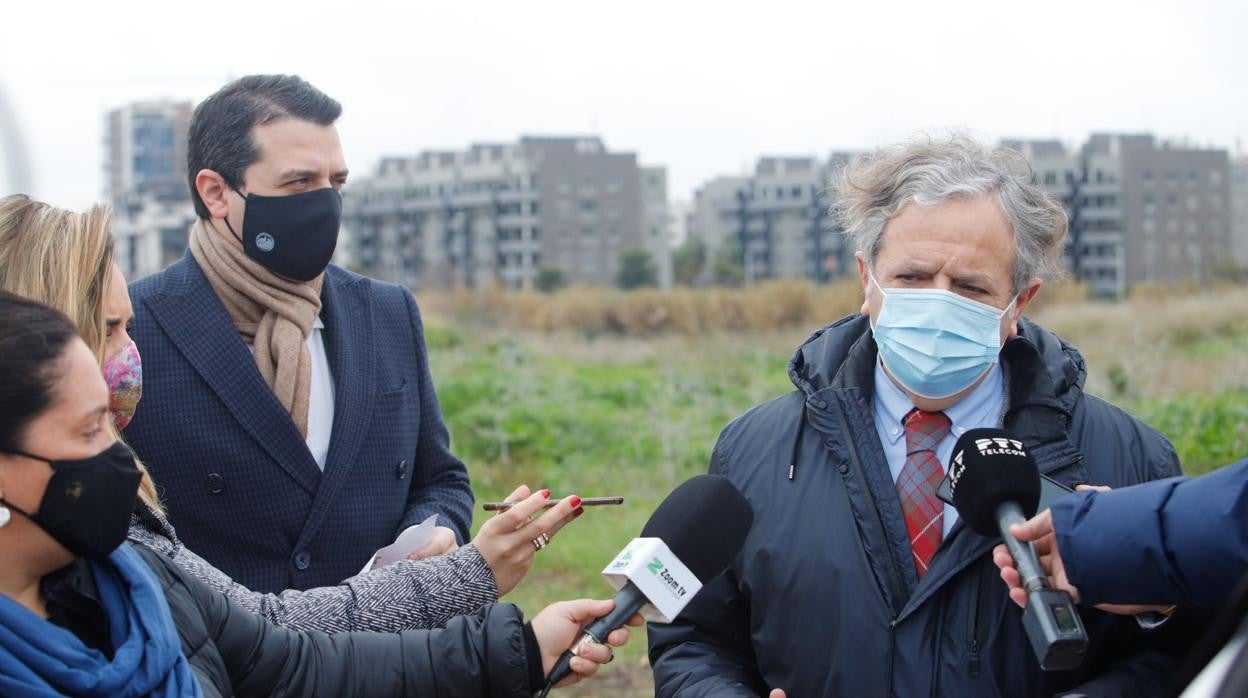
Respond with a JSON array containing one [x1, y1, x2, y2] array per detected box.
[[650, 314, 1184, 697], [1054, 457, 1248, 608], [125, 255, 473, 593]]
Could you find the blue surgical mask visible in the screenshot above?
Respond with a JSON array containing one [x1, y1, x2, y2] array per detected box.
[[869, 270, 1017, 400]]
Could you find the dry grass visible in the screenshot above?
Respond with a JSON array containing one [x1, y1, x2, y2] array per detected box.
[[420, 279, 866, 336], [1032, 284, 1248, 399]]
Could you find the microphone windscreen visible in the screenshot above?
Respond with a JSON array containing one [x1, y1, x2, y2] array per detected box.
[[948, 428, 1041, 536], [640, 474, 754, 582]]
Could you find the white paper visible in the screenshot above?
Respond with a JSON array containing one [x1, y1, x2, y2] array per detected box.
[[358, 514, 439, 575]]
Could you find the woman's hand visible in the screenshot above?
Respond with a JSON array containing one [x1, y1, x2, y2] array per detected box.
[[530, 598, 641, 688], [472, 485, 583, 597]]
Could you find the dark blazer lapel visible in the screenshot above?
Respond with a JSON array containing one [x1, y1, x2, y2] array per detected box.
[[295, 267, 377, 545], [143, 255, 321, 496]]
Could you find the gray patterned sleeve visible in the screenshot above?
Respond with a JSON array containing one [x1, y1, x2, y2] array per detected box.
[[128, 516, 500, 633]]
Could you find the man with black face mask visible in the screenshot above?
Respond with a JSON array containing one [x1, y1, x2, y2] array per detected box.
[[124, 75, 474, 594]]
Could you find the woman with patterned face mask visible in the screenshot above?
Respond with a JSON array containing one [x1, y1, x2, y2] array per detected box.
[[0, 292, 635, 697], [0, 194, 588, 633]]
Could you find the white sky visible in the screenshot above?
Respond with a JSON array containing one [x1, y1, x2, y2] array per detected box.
[[2, 0, 1245, 209]]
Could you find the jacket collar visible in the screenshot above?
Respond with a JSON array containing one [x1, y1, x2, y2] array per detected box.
[[791, 313, 1087, 457], [144, 258, 381, 536], [790, 313, 1091, 618]]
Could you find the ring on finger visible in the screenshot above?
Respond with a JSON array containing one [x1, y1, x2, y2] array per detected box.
[[531, 532, 551, 551]]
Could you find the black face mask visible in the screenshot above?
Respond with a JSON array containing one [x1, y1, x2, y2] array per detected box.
[[1, 441, 142, 560], [224, 186, 342, 281]]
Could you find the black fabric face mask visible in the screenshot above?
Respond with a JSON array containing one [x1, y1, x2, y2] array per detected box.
[[1, 441, 142, 560], [224, 186, 342, 281]]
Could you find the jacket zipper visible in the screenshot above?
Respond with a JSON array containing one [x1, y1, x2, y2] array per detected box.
[[829, 395, 906, 696], [967, 562, 983, 678]]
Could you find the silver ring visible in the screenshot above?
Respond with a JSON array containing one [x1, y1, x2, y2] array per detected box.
[[531, 532, 550, 551]]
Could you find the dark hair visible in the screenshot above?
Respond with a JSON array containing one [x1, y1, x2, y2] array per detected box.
[[186, 74, 342, 218], [0, 291, 81, 453]]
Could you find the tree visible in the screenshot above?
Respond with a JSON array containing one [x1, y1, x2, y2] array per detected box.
[[535, 265, 567, 293], [672, 236, 707, 286], [616, 248, 658, 290], [712, 243, 745, 287]]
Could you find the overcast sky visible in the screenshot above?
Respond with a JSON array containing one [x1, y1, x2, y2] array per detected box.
[[2, 0, 1244, 209]]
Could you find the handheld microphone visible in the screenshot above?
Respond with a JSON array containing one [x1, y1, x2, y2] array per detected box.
[[541, 474, 754, 692], [949, 428, 1088, 671]]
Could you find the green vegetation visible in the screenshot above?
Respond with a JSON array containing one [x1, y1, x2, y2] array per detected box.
[[616, 248, 659, 289], [1129, 391, 1248, 476], [535, 265, 568, 293]]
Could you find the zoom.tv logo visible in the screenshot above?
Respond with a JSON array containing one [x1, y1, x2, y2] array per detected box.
[[647, 557, 690, 600]]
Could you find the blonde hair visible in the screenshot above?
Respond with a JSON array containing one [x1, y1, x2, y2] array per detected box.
[[0, 194, 163, 512]]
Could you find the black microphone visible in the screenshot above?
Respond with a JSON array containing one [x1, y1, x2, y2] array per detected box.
[[949, 428, 1088, 671], [540, 474, 754, 692]]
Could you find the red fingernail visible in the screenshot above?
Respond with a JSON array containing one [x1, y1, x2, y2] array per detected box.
[[573, 507, 585, 518], [569, 495, 582, 508], [541, 489, 551, 499]]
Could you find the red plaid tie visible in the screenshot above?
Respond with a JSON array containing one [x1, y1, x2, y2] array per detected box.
[[898, 409, 951, 577]]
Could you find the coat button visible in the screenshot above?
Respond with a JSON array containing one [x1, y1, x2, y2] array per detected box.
[[206, 473, 225, 494], [396, 459, 408, 479], [294, 551, 311, 570]]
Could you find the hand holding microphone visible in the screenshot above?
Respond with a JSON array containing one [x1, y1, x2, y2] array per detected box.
[[529, 598, 643, 689], [948, 428, 1088, 671], [539, 474, 754, 695], [993, 489, 1176, 617]]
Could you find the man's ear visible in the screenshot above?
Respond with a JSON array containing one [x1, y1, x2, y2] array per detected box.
[[195, 169, 232, 220], [1008, 278, 1044, 337], [856, 252, 870, 316]]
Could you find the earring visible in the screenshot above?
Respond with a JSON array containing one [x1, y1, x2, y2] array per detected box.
[[0, 504, 10, 529]]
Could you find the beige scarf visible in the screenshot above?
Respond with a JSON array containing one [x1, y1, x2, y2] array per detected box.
[[189, 220, 323, 436]]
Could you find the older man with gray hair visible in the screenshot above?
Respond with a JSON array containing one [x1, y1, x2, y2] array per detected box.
[[649, 135, 1183, 697]]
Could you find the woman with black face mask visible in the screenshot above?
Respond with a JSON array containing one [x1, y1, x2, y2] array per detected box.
[[0, 292, 637, 697]]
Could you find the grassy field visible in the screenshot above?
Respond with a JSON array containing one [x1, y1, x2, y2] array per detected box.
[[423, 283, 1248, 696]]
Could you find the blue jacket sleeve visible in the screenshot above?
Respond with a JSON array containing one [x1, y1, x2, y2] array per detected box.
[[1053, 457, 1248, 608], [397, 288, 474, 543]]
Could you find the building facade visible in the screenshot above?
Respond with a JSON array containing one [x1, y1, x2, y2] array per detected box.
[[104, 101, 192, 202], [342, 137, 666, 290], [687, 153, 856, 285], [104, 100, 196, 282], [1231, 157, 1248, 266], [1010, 135, 1230, 296]]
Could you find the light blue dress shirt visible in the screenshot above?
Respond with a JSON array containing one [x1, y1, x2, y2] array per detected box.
[[872, 359, 1006, 537]]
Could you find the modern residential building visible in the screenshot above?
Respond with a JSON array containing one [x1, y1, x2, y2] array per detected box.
[[1232, 157, 1248, 265], [1008, 134, 1230, 296], [687, 153, 857, 285], [640, 166, 673, 289], [341, 136, 665, 290], [111, 190, 198, 281], [104, 100, 193, 202], [103, 100, 196, 281]]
